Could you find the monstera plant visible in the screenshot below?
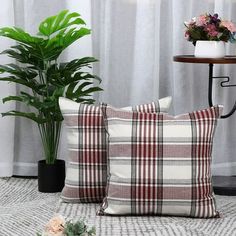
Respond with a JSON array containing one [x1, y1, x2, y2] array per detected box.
[[0, 10, 102, 192]]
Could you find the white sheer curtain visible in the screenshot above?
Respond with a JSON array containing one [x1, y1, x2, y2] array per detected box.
[[91, 0, 236, 176], [0, 1, 15, 176], [0, 0, 235, 177], [0, 0, 92, 176]]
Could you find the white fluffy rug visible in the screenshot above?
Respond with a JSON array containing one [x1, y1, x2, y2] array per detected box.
[[0, 178, 236, 236]]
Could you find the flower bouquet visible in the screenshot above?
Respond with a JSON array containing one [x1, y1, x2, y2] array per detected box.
[[37, 215, 96, 236], [184, 13, 236, 45]]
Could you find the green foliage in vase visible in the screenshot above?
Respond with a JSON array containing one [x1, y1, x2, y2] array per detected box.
[[0, 10, 102, 164]]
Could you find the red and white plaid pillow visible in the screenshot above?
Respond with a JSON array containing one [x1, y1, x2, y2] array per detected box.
[[98, 105, 223, 217], [59, 97, 172, 203]]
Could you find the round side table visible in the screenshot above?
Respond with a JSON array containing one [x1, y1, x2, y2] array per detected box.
[[173, 55, 236, 196], [173, 55, 236, 118]]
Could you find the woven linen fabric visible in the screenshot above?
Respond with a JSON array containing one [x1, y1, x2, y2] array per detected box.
[[59, 97, 172, 203], [98, 105, 223, 218]]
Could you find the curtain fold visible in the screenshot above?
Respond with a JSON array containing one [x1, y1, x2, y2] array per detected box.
[[91, 0, 236, 176], [0, 0, 15, 177]]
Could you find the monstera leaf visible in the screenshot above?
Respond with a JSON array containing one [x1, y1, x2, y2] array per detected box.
[[0, 10, 91, 62], [1, 111, 47, 124], [38, 10, 85, 37], [0, 27, 43, 45]]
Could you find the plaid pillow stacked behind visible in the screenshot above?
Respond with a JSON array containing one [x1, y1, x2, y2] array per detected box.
[[98, 105, 223, 217], [59, 97, 172, 203]]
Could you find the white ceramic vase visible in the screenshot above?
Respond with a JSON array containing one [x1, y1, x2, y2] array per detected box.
[[194, 40, 225, 58]]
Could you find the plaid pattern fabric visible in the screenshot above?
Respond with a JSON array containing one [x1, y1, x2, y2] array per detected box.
[[98, 105, 223, 217], [59, 97, 172, 203]]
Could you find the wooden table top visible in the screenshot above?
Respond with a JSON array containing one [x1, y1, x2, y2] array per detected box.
[[173, 55, 236, 64]]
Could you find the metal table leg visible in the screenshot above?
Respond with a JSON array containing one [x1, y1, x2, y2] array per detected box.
[[208, 63, 236, 195], [208, 63, 236, 118]]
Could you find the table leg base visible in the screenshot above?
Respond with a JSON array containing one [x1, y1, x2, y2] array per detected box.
[[213, 176, 236, 196]]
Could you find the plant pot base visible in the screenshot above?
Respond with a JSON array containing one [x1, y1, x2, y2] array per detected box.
[[38, 159, 65, 193]]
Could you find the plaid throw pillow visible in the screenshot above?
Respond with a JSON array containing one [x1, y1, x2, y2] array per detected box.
[[59, 97, 172, 203], [98, 105, 223, 217]]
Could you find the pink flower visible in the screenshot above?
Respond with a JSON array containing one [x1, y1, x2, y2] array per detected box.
[[221, 20, 236, 32], [184, 31, 190, 40], [43, 216, 65, 236], [205, 24, 218, 37], [196, 15, 208, 26]]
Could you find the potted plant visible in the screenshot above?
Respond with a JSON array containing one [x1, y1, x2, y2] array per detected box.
[[184, 13, 236, 58], [0, 10, 102, 192]]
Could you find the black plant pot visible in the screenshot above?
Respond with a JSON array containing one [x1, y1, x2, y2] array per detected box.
[[38, 159, 65, 193]]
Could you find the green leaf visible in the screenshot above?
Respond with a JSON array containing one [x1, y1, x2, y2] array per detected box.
[[52, 87, 64, 98], [0, 13, 91, 62], [0, 64, 47, 95], [1, 44, 45, 69], [7, 79, 46, 96], [1, 111, 46, 124], [44, 27, 91, 60], [19, 91, 44, 108], [3, 96, 23, 103], [79, 86, 103, 96], [0, 27, 43, 45], [3, 93, 44, 112], [64, 220, 96, 236], [0, 64, 36, 78], [1, 48, 28, 63], [65, 81, 77, 97], [74, 98, 96, 104], [60, 57, 98, 72], [38, 10, 86, 37], [76, 81, 94, 91], [65, 80, 102, 103], [93, 75, 102, 83]]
